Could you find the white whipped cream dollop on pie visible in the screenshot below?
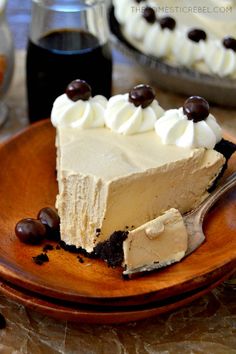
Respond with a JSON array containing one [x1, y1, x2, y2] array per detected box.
[[203, 40, 236, 77], [105, 93, 164, 135], [173, 30, 204, 66], [144, 23, 176, 58], [125, 12, 153, 41], [113, 0, 135, 25], [51, 94, 107, 129], [155, 108, 222, 149]]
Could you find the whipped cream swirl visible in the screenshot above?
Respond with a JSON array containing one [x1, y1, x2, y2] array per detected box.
[[173, 30, 204, 66], [113, 0, 135, 26], [144, 23, 176, 58], [125, 12, 152, 41], [155, 108, 222, 149], [105, 93, 164, 135], [204, 40, 236, 77], [51, 94, 107, 129]]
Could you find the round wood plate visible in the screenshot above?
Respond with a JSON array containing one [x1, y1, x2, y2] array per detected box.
[[0, 120, 236, 308], [0, 269, 234, 324]]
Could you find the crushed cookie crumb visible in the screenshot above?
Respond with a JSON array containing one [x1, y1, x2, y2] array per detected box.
[[43, 244, 54, 252], [77, 255, 85, 264], [92, 231, 128, 268], [122, 273, 130, 281], [32, 253, 49, 265]]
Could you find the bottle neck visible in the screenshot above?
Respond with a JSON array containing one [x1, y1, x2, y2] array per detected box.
[[30, 0, 109, 46]]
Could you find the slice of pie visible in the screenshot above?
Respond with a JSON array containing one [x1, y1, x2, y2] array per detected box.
[[56, 124, 224, 253], [51, 80, 234, 275]]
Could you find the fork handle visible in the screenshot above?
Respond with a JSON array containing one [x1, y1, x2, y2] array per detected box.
[[200, 172, 236, 218]]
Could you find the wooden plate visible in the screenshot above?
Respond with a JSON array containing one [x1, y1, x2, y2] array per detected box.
[[0, 269, 234, 324], [0, 120, 236, 308]]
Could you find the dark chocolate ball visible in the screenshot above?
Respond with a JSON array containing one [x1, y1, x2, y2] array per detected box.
[[15, 218, 47, 245], [183, 96, 210, 123], [129, 84, 156, 109], [159, 16, 176, 31], [37, 207, 60, 241], [223, 36, 236, 52], [66, 79, 92, 102], [188, 29, 207, 43], [143, 7, 156, 24]]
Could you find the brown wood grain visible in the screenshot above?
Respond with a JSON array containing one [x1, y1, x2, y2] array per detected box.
[[0, 120, 236, 310], [0, 269, 234, 324]]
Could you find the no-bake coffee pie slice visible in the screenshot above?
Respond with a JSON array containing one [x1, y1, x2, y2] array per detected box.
[[51, 80, 235, 276]]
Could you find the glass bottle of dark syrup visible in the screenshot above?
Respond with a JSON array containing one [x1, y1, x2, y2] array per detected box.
[[26, 0, 112, 122]]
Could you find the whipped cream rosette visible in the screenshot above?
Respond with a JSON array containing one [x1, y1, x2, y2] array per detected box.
[[113, 0, 135, 26], [155, 96, 222, 149], [173, 29, 205, 67], [105, 84, 164, 135], [125, 11, 153, 41], [144, 22, 176, 58], [203, 40, 236, 77], [51, 80, 107, 129]]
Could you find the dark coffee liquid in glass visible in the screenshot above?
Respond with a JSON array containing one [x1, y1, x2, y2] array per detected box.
[[26, 29, 112, 122]]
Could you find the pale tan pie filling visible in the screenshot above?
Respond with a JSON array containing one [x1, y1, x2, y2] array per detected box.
[[56, 127, 225, 254]]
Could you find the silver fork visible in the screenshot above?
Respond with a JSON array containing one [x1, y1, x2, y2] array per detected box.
[[184, 172, 236, 256]]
